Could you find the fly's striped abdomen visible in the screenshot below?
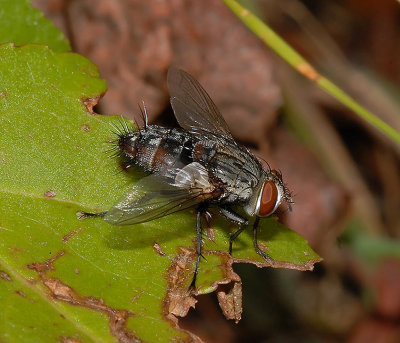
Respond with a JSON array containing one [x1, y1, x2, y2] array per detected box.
[[118, 126, 194, 174]]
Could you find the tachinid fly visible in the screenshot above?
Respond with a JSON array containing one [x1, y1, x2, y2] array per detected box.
[[81, 68, 293, 289]]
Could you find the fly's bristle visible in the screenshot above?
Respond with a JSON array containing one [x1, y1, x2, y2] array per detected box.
[[107, 117, 135, 138], [117, 116, 134, 136], [105, 144, 121, 158], [121, 116, 130, 133], [137, 101, 149, 129], [105, 116, 138, 160]]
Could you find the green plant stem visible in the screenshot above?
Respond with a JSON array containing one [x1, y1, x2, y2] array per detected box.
[[221, 0, 400, 146]]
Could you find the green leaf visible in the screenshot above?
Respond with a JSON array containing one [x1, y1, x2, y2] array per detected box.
[[0, 0, 70, 51], [0, 262, 97, 343], [0, 42, 320, 341]]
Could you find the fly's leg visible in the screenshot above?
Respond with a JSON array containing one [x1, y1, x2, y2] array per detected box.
[[77, 211, 107, 220], [228, 226, 246, 255], [252, 217, 272, 261], [202, 210, 213, 241], [219, 207, 249, 256], [189, 205, 208, 290]]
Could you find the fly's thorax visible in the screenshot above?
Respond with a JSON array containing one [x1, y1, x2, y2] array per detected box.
[[244, 169, 290, 217], [197, 137, 263, 203], [192, 140, 216, 164]]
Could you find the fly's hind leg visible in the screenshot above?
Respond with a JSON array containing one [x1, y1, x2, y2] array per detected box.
[[77, 211, 107, 220], [189, 204, 208, 290], [252, 217, 272, 261], [219, 207, 249, 256]]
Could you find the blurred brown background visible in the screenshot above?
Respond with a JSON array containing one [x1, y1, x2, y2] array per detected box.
[[33, 0, 400, 342]]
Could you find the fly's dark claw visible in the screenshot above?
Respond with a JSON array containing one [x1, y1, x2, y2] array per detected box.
[[76, 211, 86, 220], [228, 233, 235, 255], [77, 211, 107, 220], [189, 256, 201, 291], [228, 233, 239, 256], [76, 211, 93, 220], [188, 277, 197, 291], [188, 271, 198, 291], [254, 245, 273, 262], [228, 241, 233, 256], [251, 217, 273, 261]]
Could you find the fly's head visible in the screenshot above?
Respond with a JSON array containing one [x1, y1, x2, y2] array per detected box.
[[244, 169, 293, 217]]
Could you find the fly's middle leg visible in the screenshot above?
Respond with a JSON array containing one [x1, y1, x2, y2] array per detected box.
[[219, 207, 248, 256], [189, 204, 208, 290], [252, 217, 272, 261]]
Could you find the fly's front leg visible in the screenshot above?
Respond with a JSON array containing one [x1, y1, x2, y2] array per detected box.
[[219, 207, 249, 256], [189, 205, 208, 290], [252, 217, 272, 261]]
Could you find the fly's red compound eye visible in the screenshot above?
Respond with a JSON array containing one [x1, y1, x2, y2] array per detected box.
[[258, 181, 278, 217]]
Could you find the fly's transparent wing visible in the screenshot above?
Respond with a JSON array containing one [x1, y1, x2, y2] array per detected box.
[[167, 68, 234, 139], [104, 163, 216, 225]]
